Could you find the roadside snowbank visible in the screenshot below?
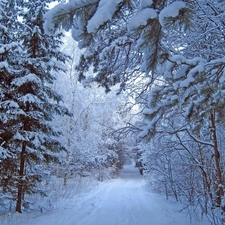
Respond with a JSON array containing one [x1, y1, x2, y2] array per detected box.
[[1, 164, 210, 225]]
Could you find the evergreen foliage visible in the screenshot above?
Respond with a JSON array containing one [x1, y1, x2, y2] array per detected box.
[[0, 0, 71, 213], [45, 0, 192, 91], [46, 0, 225, 223]]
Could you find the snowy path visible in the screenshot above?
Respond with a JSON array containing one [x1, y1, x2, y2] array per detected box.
[[2, 164, 209, 225]]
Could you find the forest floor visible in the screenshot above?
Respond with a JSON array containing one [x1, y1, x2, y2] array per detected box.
[[1, 164, 210, 225]]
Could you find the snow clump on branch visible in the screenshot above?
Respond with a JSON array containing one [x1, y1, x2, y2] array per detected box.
[[140, 0, 153, 9], [87, 0, 123, 33], [159, 1, 186, 27], [127, 8, 157, 31]]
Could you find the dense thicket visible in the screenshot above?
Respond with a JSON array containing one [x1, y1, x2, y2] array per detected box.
[[0, 1, 128, 213], [47, 0, 225, 224]]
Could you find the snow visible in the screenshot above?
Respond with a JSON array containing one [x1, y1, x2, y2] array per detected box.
[[0, 163, 209, 225], [180, 63, 205, 88], [12, 73, 41, 87], [87, 0, 123, 33], [170, 55, 205, 66], [71, 21, 83, 42], [0, 42, 18, 54], [18, 94, 41, 104], [128, 8, 157, 31], [159, 1, 186, 27], [44, 3, 69, 34], [0, 61, 9, 70], [2, 100, 19, 109], [0, 147, 9, 160], [140, 0, 153, 9], [13, 132, 26, 142], [207, 56, 225, 65], [219, 70, 225, 83], [142, 107, 157, 116]]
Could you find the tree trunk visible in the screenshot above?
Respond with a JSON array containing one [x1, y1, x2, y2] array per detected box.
[[16, 142, 26, 213], [198, 145, 212, 214], [16, 102, 29, 213], [210, 111, 224, 209]]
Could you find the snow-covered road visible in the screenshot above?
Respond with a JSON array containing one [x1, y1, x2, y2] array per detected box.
[[2, 164, 209, 225]]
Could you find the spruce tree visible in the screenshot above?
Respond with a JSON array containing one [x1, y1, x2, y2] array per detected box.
[[0, 0, 25, 207], [0, 0, 71, 213]]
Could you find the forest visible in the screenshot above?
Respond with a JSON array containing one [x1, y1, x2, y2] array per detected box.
[[1, 0, 225, 225]]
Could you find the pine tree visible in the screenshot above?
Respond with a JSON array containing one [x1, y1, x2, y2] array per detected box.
[[44, 0, 144, 92], [45, 0, 192, 91]]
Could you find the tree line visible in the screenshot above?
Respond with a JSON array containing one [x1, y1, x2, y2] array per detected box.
[[47, 0, 225, 224], [0, 0, 125, 214]]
